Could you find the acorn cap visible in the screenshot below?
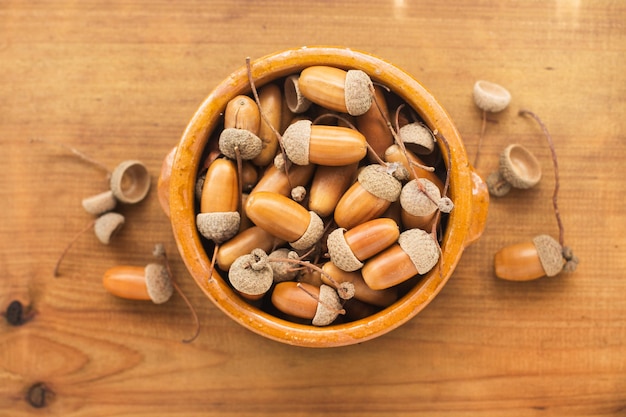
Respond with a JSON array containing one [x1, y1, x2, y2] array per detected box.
[[312, 284, 342, 326], [358, 164, 402, 202], [486, 171, 512, 197], [400, 178, 441, 216], [82, 189, 117, 215], [326, 228, 363, 272], [499, 144, 542, 189], [398, 123, 436, 155], [473, 80, 511, 113], [228, 248, 273, 296], [290, 210, 324, 250], [218, 128, 263, 160], [144, 263, 174, 304], [268, 248, 300, 283], [110, 160, 151, 204], [196, 211, 240, 243], [532, 234, 565, 277], [94, 212, 125, 244], [398, 228, 440, 274], [284, 74, 312, 113], [344, 69, 373, 116], [282, 119, 311, 165]]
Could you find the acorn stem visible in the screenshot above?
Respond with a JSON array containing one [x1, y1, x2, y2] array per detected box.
[[32, 138, 111, 177], [519, 109, 564, 247], [272, 257, 353, 300], [54, 218, 97, 277], [155, 244, 200, 343]]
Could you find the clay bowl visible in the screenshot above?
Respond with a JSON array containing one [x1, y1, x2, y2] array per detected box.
[[165, 46, 488, 347]]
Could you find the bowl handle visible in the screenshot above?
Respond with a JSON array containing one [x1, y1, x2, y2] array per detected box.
[[157, 145, 178, 218], [464, 170, 489, 248]]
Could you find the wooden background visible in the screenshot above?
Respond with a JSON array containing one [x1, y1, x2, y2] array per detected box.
[[1, 1, 624, 416]]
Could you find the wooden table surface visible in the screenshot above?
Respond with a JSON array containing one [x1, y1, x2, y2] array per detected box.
[[1, 1, 624, 416]]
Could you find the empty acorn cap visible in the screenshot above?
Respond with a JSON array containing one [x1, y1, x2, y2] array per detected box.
[[398, 123, 436, 154], [312, 284, 342, 326], [473, 80, 511, 113], [82, 190, 117, 215], [486, 171, 513, 197], [532, 234, 565, 277], [499, 144, 542, 189], [196, 211, 240, 244], [93, 212, 125, 244], [144, 263, 174, 304], [398, 228, 440, 274], [218, 128, 263, 160], [290, 211, 324, 250], [400, 178, 441, 216], [284, 75, 312, 113], [326, 228, 363, 272], [282, 119, 311, 165], [344, 69, 373, 116], [228, 249, 273, 296], [358, 164, 402, 202], [110, 160, 151, 204]]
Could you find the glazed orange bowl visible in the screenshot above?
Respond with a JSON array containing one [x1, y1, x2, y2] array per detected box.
[[166, 46, 488, 347]]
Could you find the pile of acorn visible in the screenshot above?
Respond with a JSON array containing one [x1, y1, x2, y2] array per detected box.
[[194, 65, 454, 326]]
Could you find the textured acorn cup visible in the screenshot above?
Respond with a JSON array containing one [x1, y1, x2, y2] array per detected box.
[[298, 66, 373, 116], [82, 190, 117, 215], [268, 248, 300, 282], [94, 212, 125, 244], [196, 211, 241, 244], [398, 123, 436, 155], [110, 160, 151, 204], [399, 228, 440, 274], [499, 143, 542, 189], [218, 128, 263, 160], [494, 234, 565, 281], [400, 178, 441, 217], [228, 249, 274, 298], [284, 74, 312, 113], [281, 119, 367, 166], [473, 80, 512, 113], [102, 264, 173, 304]]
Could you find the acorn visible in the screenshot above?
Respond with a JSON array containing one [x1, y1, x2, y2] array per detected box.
[[103, 264, 173, 304], [281, 119, 367, 166], [399, 178, 441, 230], [355, 84, 394, 161], [196, 158, 240, 243], [487, 144, 542, 197], [216, 226, 285, 272], [218, 95, 263, 160], [334, 164, 404, 229], [362, 228, 440, 290], [228, 248, 274, 300], [249, 159, 316, 197], [384, 144, 444, 192], [494, 234, 577, 281], [252, 84, 283, 167], [298, 65, 373, 116], [245, 191, 324, 250], [321, 262, 398, 307], [271, 281, 344, 326], [308, 163, 358, 217], [327, 218, 400, 272], [109, 160, 151, 204]]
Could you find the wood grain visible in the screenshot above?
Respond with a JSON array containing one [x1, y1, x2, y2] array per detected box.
[[1, 1, 625, 416]]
